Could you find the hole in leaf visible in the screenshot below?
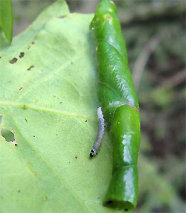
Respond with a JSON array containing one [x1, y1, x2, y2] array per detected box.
[[19, 52, 24, 58], [1, 129, 15, 142]]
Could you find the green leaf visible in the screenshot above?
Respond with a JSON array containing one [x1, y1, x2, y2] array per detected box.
[[0, 0, 13, 43], [0, 0, 184, 212], [0, 1, 123, 212]]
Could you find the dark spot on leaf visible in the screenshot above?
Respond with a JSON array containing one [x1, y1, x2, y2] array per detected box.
[[33, 171, 37, 176], [60, 102, 63, 104], [58, 15, 67, 19], [25, 118, 28, 122], [27, 162, 31, 166], [32, 41, 35, 45], [9, 57, 18, 64], [124, 209, 128, 211], [27, 65, 34, 71], [0, 56, 2, 59], [19, 52, 25, 58], [17, 190, 21, 193], [44, 195, 48, 201], [85, 120, 87, 122], [27, 46, 31, 49], [75, 155, 78, 159], [1, 129, 15, 142], [21, 104, 28, 110], [19, 87, 23, 91], [33, 136, 35, 138], [71, 61, 73, 64]]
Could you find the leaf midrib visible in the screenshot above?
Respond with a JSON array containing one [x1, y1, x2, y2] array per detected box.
[[0, 101, 95, 121]]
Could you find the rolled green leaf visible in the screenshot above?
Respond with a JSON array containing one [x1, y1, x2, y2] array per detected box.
[[90, 0, 140, 210], [0, 0, 13, 43]]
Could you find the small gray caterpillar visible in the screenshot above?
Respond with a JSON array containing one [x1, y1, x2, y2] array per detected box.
[[90, 107, 105, 157]]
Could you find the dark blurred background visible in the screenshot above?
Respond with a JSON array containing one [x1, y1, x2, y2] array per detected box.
[[12, 0, 186, 212]]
